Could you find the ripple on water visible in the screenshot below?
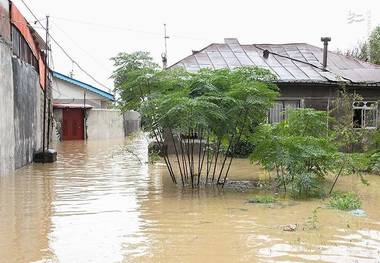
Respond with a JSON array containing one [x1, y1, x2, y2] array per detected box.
[[0, 136, 380, 263]]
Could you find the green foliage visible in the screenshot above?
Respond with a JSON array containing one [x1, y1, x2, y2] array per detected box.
[[111, 51, 279, 186], [111, 51, 160, 111], [331, 89, 367, 152], [369, 152, 380, 174], [304, 207, 320, 230], [329, 192, 361, 211], [369, 26, 380, 65], [247, 195, 276, 204], [343, 26, 380, 65], [250, 108, 338, 198], [221, 138, 255, 158]]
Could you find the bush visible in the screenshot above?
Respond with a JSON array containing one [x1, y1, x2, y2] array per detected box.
[[250, 108, 338, 198], [248, 195, 276, 204], [222, 138, 255, 158], [368, 152, 380, 174], [329, 192, 361, 210]]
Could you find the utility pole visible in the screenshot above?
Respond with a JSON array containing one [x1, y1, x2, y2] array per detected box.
[[42, 15, 49, 152], [35, 15, 57, 163], [161, 23, 169, 69]]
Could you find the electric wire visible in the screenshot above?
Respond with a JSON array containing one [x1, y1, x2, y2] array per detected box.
[[18, 0, 112, 93]]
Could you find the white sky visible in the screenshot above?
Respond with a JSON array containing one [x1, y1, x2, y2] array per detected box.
[[12, 0, 380, 92]]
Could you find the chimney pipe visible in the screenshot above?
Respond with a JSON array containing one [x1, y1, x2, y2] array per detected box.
[[321, 37, 331, 70]]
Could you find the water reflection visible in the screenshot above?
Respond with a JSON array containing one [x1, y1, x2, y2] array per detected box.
[[0, 136, 379, 262]]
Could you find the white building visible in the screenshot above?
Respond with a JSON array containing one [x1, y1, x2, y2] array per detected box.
[[52, 71, 140, 141]]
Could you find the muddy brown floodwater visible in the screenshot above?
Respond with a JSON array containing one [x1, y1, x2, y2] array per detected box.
[[0, 136, 380, 263]]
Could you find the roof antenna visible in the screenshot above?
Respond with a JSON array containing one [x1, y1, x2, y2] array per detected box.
[[161, 23, 169, 69]]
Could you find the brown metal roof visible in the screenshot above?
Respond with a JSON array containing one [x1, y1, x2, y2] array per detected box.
[[170, 38, 380, 84]]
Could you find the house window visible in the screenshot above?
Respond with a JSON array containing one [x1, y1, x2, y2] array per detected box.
[[268, 100, 301, 124], [353, 101, 378, 129]]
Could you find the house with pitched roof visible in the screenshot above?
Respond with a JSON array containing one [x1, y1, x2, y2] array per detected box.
[[170, 38, 380, 128]]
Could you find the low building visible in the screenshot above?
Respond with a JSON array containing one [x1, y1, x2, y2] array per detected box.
[[52, 72, 140, 141], [170, 38, 380, 129]]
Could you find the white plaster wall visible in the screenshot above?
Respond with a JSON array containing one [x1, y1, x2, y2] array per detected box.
[[52, 78, 107, 108], [0, 40, 15, 175], [86, 109, 125, 140]]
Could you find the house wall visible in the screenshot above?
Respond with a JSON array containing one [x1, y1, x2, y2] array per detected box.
[[0, 0, 10, 42], [12, 58, 43, 169], [52, 78, 109, 108], [279, 83, 380, 127], [0, 39, 15, 175], [52, 109, 141, 141], [86, 109, 125, 140]]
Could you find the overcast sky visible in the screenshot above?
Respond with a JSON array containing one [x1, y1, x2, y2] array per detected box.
[[12, 0, 380, 91]]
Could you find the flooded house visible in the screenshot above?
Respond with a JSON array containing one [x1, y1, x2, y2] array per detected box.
[[0, 0, 49, 173], [170, 38, 380, 128], [52, 72, 140, 141]]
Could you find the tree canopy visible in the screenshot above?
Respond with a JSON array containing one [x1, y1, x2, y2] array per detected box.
[[343, 26, 380, 65], [111, 51, 279, 187]]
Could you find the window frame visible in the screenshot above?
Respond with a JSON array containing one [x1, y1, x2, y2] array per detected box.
[[267, 99, 301, 124], [352, 101, 378, 130]]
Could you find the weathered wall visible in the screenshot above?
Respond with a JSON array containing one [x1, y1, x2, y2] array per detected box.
[[0, 0, 10, 42], [0, 39, 15, 175], [52, 109, 62, 142], [86, 109, 125, 140], [124, 111, 141, 136], [12, 58, 43, 169]]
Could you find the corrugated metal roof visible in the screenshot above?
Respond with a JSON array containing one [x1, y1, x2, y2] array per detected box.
[[52, 71, 115, 101], [170, 38, 380, 84]]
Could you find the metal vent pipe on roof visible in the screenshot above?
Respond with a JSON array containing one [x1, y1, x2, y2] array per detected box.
[[321, 37, 331, 70]]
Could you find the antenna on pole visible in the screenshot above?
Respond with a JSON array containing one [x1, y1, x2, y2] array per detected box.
[[161, 23, 169, 69]]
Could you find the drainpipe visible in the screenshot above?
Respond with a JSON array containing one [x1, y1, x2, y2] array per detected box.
[[321, 37, 331, 71]]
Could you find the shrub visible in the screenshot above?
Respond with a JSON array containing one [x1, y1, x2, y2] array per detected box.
[[250, 108, 338, 198], [222, 138, 255, 158], [329, 192, 361, 210], [248, 195, 276, 204]]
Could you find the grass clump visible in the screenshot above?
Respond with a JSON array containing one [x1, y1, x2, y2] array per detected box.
[[248, 195, 276, 204], [329, 192, 361, 211]]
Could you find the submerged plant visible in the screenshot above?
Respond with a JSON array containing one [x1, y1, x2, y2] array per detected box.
[[112, 52, 278, 188], [329, 192, 361, 211], [250, 108, 338, 198], [247, 195, 276, 204], [303, 207, 321, 230]]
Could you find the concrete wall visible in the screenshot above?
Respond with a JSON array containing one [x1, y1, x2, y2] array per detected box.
[[124, 111, 141, 136], [12, 58, 43, 169], [86, 109, 125, 140], [52, 109, 141, 141], [0, 39, 15, 175], [0, 0, 10, 42]]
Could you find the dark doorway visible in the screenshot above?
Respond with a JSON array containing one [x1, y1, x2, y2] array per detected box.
[[62, 108, 84, 140]]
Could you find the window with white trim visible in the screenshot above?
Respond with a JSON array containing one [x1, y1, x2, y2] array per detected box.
[[268, 100, 301, 124], [353, 101, 378, 129]]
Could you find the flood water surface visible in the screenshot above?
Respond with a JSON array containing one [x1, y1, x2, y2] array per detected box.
[[0, 137, 380, 263]]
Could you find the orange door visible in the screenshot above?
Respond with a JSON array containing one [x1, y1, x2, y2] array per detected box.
[[62, 109, 84, 140]]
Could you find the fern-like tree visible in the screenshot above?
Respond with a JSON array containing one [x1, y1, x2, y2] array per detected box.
[[111, 51, 278, 187]]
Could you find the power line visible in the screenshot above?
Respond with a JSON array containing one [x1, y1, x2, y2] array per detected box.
[[18, 0, 112, 93], [52, 16, 214, 42], [52, 21, 112, 73]]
